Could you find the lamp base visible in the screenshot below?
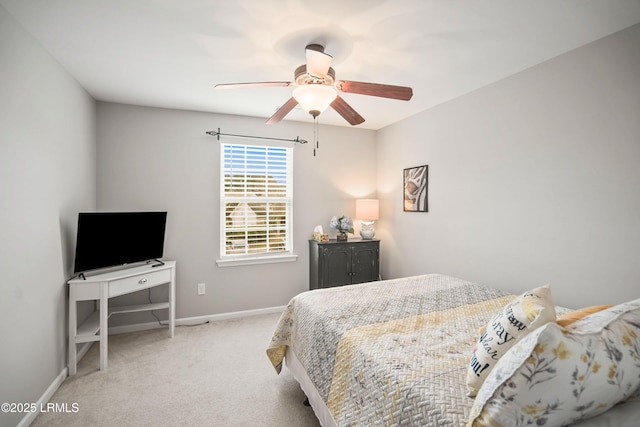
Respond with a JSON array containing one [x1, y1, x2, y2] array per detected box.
[[359, 222, 375, 240]]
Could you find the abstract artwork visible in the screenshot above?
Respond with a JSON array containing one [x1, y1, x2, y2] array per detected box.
[[403, 165, 428, 212]]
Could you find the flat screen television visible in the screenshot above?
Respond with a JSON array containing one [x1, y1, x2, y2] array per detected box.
[[73, 211, 167, 273]]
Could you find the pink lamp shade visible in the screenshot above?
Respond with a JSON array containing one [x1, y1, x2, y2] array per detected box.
[[356, 199, 379, 221], [356, 199, 379, 240]]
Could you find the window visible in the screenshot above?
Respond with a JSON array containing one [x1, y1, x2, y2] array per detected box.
[[218, 142, 295, 266]]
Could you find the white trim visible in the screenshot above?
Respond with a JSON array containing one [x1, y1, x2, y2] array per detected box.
[[76, 342, 93, 362], [107, 304, 287, 334], [216, 253, 298, 267], [17, 367, 68, 427], [174, 305, 287, 324]]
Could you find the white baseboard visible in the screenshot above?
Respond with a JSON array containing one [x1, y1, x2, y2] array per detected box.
[[107, 304, 287, 334], [21, 305, 286, 427], [17, 367, 68, 427], [174, 305, 287, 326]]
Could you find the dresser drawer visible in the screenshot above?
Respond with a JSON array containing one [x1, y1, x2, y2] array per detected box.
[[109, 268, 171, 298]]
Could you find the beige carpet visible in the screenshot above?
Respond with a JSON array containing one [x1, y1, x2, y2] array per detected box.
[[32, 313, 320, 427]]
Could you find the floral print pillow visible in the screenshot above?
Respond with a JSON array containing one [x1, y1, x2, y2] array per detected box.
[[468, 299, 640, 427], [466, 285, 556, 397]]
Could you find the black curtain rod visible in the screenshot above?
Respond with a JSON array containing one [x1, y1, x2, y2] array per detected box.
[[206, 128, 307, 145]]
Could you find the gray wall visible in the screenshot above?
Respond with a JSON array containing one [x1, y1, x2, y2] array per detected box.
[[0, 5, 96, 427], [96, 103, 376, 323], [376, 24, 640, 308]]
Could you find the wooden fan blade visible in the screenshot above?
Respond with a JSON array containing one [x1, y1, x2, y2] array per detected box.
[[306, 44, 332, 79], [330, 96, 365, 126], [215, 81, 292, 90], [336, 80, 413, 101], [266, 97, 299, 125]]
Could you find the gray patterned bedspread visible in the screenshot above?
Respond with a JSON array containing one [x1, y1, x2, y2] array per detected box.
[[267, 274, 514, 426]]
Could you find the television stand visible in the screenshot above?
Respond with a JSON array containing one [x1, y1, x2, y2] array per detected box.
[[67, 261, 176, 375]]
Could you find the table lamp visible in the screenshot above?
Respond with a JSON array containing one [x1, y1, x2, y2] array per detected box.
[[356, 199, 379, 240]]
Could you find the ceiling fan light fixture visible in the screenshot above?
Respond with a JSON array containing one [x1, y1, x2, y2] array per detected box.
[[218, 43, 412, 125], [292, 84, 337, 117]]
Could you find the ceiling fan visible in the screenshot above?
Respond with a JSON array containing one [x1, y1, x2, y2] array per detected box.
[[215, 44, 413, 126]]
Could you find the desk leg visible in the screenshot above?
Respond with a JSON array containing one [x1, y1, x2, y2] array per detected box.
[[68, 293, 77, 375], [169, 266, 175, 338], [99, 283, 108, 370]]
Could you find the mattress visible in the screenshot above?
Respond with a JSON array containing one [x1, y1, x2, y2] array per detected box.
[[268, 274, 513, 425], [267, 274, 640, 426]]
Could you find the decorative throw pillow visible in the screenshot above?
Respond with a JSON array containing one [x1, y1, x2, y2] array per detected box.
[[468, 299, 640, 427], [465, 285, 556, 397], [556, 304, 612, 327]]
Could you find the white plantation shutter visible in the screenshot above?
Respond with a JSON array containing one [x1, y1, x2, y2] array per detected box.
[[220, 142, 293, 257]]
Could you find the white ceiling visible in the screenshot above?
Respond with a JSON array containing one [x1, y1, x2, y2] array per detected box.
[[3, 0, 640, 130]]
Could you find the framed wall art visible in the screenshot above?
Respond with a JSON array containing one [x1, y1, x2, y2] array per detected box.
[[403, 165, 428, 212]]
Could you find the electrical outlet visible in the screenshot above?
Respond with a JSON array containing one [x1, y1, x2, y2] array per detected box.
[[197, 283, 206, 295]]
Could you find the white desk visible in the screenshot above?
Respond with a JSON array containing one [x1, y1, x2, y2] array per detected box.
[[67, 261, 175, 375]]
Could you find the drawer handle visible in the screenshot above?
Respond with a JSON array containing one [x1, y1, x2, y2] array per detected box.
[[139, 278, 148, 285]]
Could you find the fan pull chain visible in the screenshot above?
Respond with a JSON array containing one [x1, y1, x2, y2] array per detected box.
[[313, 116, 319, 156]]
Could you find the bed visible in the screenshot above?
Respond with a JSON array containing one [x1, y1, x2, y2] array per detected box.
[[267, 274, 640, 426]]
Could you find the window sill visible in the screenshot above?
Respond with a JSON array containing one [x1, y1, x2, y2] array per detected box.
[[216, 253, 298, 268]]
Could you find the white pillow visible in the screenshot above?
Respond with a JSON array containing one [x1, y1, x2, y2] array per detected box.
[[468, 298, 640, 427], [465, 285, 556, 396]]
